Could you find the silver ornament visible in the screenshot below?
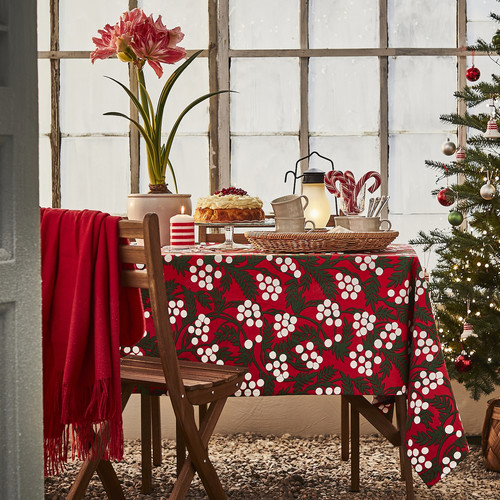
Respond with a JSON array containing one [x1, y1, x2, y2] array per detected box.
[[442, 140, 457, 156], [480, 181, 496, 200]]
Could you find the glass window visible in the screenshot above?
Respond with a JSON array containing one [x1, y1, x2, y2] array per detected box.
[[230, 0, 300, 49], [310, 0, 379, 49], [388, 0, 456, 48]]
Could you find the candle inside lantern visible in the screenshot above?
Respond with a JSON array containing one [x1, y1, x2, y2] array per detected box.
[[170, 206, 195, 248]]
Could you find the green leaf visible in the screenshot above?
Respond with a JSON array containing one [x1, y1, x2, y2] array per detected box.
[[412, 427, 445, 447], [386, 259, 411, 288], [363, 275, 381, 308], [213, 324, 239, 343], [168, 255, 191, 276], [224, 265, 257, 300], [163, 90, 233, 168]]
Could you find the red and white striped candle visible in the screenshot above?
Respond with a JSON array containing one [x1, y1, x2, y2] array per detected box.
[[170, 209, 195, 248]]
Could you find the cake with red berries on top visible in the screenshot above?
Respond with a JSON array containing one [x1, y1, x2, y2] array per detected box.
[[194, 187, 265, 222]]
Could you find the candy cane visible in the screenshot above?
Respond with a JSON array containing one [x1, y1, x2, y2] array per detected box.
[[352, 171, 381, 213], [343, 171, 357, 214], [324, 171, 345, 196]]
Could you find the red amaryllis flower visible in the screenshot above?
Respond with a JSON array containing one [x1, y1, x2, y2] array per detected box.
[[90, 8, 186, 77], [91, 9, 229, 193]]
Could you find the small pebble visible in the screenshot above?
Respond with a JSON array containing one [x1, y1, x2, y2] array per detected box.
[[44, 434, 499, 499]]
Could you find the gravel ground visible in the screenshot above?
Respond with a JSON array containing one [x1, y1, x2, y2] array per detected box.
[[45, 433, 499, 499]]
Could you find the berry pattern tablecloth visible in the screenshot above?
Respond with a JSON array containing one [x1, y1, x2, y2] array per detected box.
[[126, 244, 468, 487]]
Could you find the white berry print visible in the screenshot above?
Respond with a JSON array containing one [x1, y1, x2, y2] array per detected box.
[[353, 311, 376, 337], [295, 341, 324, 370], [167, 299, 188, 325], [236, 300, 263, 328], [412, 328, 439, 362], [316, 299, 342, 328], [388, 279, 410, 304], [189, 258, 222, 291], [256, 273, 282, 301], [348, 344, 380, 376], [273, 313, 297, 338], [187, 313, 211, 346], [354, 255, 384, 275], [273, 256, 302, 279], [235, 371, 265, 397], [265, 351, 290, 382], [373, 322, 402, 350], [335, 272, 361, 300], [196, 344, 222, 364]]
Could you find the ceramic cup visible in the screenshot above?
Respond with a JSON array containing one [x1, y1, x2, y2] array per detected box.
[[275, 216, 316, 233], [271, 194, 309, 218], [336, 215, 391, 232]]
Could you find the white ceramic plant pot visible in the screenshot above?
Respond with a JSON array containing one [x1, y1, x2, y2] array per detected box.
[[127, 193, 192, 247]]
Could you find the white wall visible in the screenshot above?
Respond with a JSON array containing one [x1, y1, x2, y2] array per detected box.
[[123, 381, 493, 440]]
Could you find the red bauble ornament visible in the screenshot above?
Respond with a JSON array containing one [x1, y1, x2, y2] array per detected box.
[[455, 351, 473, 373], [466, 66, 480, 82], [437, 188, 455, 206]]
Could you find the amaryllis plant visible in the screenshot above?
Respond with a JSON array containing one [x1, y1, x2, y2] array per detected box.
[[91, 8, 228, 193]]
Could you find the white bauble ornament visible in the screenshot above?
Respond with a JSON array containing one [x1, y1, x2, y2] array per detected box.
[[480, 181, 496, 200]]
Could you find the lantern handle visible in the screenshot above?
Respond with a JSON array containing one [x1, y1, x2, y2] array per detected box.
[[284, 151, 335, 194]]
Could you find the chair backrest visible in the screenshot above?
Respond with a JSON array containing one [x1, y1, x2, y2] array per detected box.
[[118, 213, 186, 401]]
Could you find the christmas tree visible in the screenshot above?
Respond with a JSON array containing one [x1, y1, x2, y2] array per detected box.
[[411, 13, 500, 400]]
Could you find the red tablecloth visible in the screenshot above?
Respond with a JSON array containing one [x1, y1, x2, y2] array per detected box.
[[127, 243, 468, 487]]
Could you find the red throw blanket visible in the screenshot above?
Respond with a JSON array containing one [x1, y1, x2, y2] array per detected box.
[[40, 208, 144, 476]]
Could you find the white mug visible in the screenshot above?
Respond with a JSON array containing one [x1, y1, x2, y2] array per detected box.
[[271, 194, 309, 218], [336, 216, 392, 232], [275, 216, 316, 233]]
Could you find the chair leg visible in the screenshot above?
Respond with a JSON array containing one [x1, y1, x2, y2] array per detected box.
[[151, 395, 162, 466], [176, 420, 186, 477], [395, 395, 415, 500], [171, 399, 227, 500], [350, 404, 360, 492], [141, 394, 153, 494], [341, 396, 349, 461], [67, 387, 134, 500], [67, 427, 125, 500]]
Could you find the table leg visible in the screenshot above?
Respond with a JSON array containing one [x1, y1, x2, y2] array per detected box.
[[151, 395, 162, 466], [141, 394, 153, 494], [350, 403, 360, 492], [395, 395, 414, 500], [341, 396, 350, 461]]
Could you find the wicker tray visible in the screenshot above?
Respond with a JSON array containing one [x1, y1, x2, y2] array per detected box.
[[244, 230, 399, 253]]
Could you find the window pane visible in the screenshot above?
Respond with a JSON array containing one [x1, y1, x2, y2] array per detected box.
[[388, 0, 456, 48], [229, 0, 300, 49], [144, 57, 210, 134], [59, 1, 126, 51], [467, 0, 499, 21], [231, 136, 300, 212], [310, 0, 379, 49], [309, 57, 379, 135], [231, 58, 300, 134], [389, 134, 453, 215], [39, 136, 52, 208], [390, 214, 449, 245], [140, 0, 209, 49], [37, 0, 50, 51], [389, 57, 456, 133], [60, 59, 129, 135], [139, 136, 210, 199], [38, 60, 51, 136], [61, 137, 130, 214]]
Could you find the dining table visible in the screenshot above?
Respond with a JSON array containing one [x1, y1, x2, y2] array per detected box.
[[124, 242, 469, 488]]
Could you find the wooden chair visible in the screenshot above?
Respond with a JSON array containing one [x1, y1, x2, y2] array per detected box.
[[142, 224, 250, 490], [343, 395, 414, 499], [119, 213, 248, 498]]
